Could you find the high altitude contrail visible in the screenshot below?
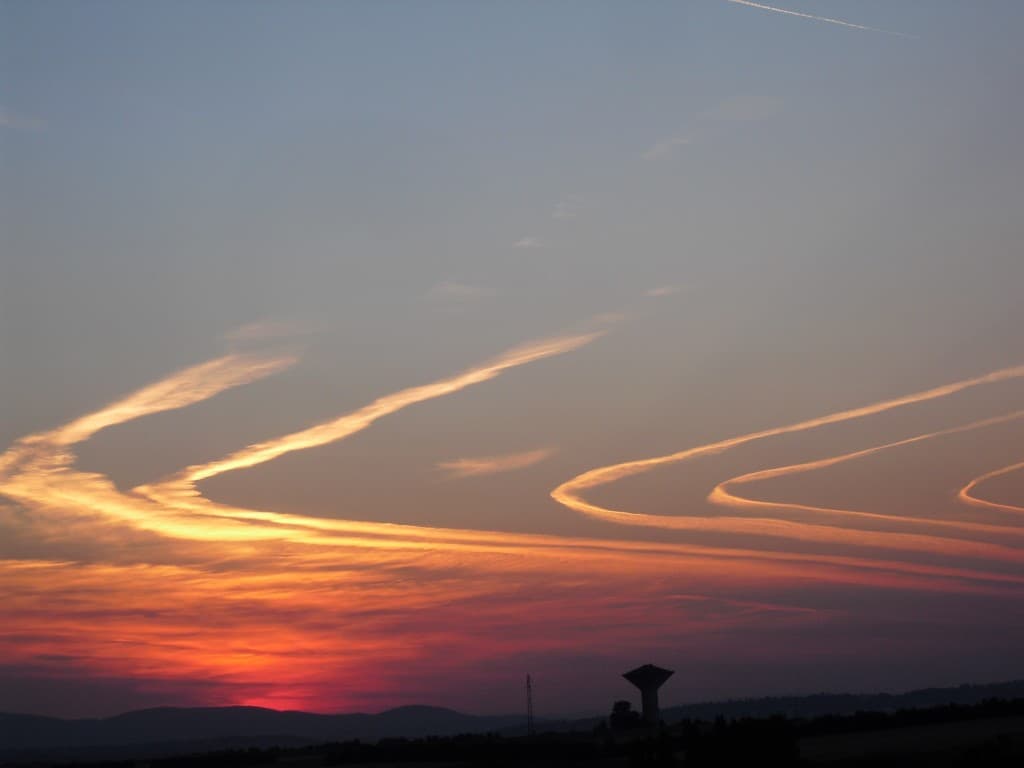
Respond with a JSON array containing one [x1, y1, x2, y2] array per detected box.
[[726, 0, 914, 38], [153, 332, 602, 487], [551, 364, 1024, 559], [960, 460, 1024, 515], [711, 410, 1024, 538], [4, 337, 1024, 707], [2, 331, 603, 550], [5, 328, 1012, 589]]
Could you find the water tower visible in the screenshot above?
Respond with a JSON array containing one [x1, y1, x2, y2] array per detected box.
[[623, 664, 674, 726]]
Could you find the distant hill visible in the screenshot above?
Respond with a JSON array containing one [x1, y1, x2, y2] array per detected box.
[[0, 705, 523, 761], [4, 680, 1024, 761], [661, 679, 1024, 721]]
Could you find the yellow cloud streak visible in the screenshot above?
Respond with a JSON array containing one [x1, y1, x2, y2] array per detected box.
[[54, 354, 297, 447], [169, 334, 598, 486]]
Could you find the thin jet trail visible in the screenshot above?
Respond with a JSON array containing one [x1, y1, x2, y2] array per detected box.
[[146, 332, 603, 490], [551, 364, 1024, 557], [554, 364, 1024, 502], [711, 410, 1024, 538], [726, 0, 915, 38], [960, 460, 1024, 515], [0, 352, 297, 478]]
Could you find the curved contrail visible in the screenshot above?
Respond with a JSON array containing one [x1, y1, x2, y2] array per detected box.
[[4, 330, 1015, 590], [4, 334, 1024, 711], [552, 364, 1024, 561], [960, 460, 1024, 515], [711, 410, 1024, 537]]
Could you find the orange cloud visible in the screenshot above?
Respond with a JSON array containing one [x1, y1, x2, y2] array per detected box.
[[437, 448, 554, 479]]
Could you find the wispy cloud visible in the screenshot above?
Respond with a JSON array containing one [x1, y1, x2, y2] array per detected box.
[[437, 447, 555, 479], [225, 320, 311, 343], [552, 195, 584, 220], [431, 280, 486, 298], [644, 95, 780, 159], [699, 94, 782, 123], [642, 135, 690, 160], [725, 0, 914, 38], [512, 237, 548, 249], [590, 312, 626, 327], [645, 285, 681, 298], [426, 281, 492, 314], [0, 108, 45, 132]]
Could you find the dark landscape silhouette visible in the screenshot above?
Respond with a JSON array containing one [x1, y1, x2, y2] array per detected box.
[[5, 680, 1024, 765]]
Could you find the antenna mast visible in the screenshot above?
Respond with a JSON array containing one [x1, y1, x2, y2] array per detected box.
[[526, 674, 535, 736]]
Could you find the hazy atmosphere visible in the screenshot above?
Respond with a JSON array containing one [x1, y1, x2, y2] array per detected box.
[[2, 1, 1024, 719]]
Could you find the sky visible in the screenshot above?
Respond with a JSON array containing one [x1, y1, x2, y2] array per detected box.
[[2, 0, 1024, 719]]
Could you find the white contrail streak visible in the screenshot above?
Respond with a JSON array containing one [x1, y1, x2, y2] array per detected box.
[[726, 0, 914, 38]]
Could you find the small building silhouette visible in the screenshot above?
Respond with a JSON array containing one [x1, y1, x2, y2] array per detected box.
[[623, 664, 674, 726]]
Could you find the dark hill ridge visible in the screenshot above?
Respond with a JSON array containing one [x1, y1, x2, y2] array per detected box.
[[3, 680, 1024, 760], [661, 679, 1024, 721], [0, 705, 522, 752]]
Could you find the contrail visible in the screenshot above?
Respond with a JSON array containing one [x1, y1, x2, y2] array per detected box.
[[554, 364, 1024, 497], [0, 352, 297, 481], [726, 0, 914, 38], [53, 353, 298, 447], [552, 364, 1024, 558], [5, 327, 1021, 620], [8, 328, 1002, 590], [4, 327, 1008, 588], [1, 330, 606, 552], [960, 460, 1024, 515], [6, 337, 1024, 707], [711, 410, 1024, 538], [155, 332, 602, 487]]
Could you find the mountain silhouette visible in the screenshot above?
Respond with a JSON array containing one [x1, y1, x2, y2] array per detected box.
[[660, 680, 1024, 721], [4, 680, 1024, 761], [0, 705, 524, 760]]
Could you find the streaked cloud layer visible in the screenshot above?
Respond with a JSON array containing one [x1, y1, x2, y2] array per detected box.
[[3, 327, 1022, 713], [4, 0, 1024, 719]]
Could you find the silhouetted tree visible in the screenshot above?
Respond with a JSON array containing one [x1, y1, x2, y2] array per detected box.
[[610, 699, 642, 731]]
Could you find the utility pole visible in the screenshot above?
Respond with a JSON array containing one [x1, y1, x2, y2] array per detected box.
[[526, 674, 535, 737]]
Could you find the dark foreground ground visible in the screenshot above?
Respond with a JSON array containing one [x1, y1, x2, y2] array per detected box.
[[6, 699, 1024, 766]]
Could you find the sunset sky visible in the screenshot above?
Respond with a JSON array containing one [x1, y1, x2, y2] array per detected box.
[[3, 1, 1024, 719]]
